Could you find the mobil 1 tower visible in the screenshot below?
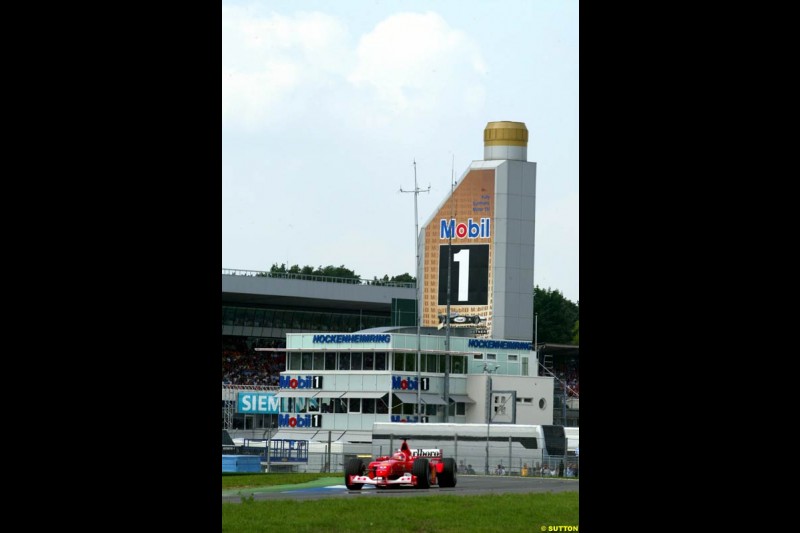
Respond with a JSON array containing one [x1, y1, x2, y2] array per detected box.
[[419, 121, 536, 341]]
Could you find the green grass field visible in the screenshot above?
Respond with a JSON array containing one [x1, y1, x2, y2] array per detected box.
[[222, 473, 579, 532]]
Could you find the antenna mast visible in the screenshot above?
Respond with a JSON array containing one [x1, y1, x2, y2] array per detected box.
[[400, 160, 430, 420], [444, 154, 455, 422]]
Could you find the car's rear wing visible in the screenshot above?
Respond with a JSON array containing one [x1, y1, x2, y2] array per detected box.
[[410, 449, 442, 458]]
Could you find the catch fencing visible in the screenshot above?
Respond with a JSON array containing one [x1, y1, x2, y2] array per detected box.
[[232, 439, 578, 478]]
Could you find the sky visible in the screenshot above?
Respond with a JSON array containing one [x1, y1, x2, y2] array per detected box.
[[222, 0, 579, 304]]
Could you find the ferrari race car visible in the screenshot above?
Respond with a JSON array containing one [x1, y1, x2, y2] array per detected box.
[[344, 439, 457, 490]]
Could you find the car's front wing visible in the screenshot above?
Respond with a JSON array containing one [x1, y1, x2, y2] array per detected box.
[[348, 473, 417, 486]]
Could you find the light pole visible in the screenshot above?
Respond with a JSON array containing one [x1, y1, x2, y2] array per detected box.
[[262, 416, 275, 473], [484, 363, 500, 475], [534, 312, 538, 368]]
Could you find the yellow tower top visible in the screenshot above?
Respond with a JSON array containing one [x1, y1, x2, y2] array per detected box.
[[483, 121, 528, 147]]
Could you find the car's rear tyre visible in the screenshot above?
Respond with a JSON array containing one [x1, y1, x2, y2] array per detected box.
[[412, 458, 430, 489], [438, 457, 457, 487], [345, 458, 365, 490]]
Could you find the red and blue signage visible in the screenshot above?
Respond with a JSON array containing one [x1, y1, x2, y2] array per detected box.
[[440, 217, 490, 239], [392, 376, 429, 391], [278, 414, 322, 428], [279, 375, 323, 389], [391, 415, 429, 423]]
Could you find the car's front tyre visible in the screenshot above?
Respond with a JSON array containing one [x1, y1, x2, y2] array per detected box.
[[345, 458, 365, 490]]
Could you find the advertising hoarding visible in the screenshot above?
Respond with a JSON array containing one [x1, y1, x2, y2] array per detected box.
[[422, 169, 495, 337]]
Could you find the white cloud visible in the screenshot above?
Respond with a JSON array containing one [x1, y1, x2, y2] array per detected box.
[[348, 12, 486, 116], [222, 6, 352, 129], [222, 8, 486, 132]]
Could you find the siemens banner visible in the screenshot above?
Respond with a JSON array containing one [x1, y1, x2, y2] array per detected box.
[[237, 392, 280, 414]]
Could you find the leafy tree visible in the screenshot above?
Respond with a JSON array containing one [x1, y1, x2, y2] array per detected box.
[[316, 265, 360, 280], [571, 319, 579, 345], [533, 286, 579, 344], [262, 263, 299, 277], [263, 263, 417, 282], [369, 273, 416, 286]]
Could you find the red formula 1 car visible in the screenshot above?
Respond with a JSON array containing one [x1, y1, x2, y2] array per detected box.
[[344, 439, 457, 490]]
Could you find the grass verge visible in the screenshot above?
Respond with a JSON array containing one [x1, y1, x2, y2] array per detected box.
[[222, 491, 578, 533], [222, 472, 334, 490]]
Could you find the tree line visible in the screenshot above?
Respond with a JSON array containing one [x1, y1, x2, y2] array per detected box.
[[260, 263, 414, 285]]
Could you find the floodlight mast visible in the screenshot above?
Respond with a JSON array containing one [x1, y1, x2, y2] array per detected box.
[[484, 363, 505, 475], [400, 160, 429, 419]]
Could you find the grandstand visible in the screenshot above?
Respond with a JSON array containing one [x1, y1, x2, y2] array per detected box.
[[222, 268, 417, 433]]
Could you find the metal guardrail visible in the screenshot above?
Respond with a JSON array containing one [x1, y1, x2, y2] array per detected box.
[[222, 268, 415, 288]]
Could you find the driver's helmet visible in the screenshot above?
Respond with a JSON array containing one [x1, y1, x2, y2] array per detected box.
[[393, 451, 405, 461]]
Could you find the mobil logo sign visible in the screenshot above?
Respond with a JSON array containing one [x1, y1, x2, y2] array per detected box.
[[278, 414, 322, 428], [440, 217, 491, 239], [279, 375, 323, 389], [392, 375, 429, 391], [390, 415, 429, 423]]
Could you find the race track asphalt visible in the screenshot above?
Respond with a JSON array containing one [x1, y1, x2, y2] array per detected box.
[[222, 475, 579, 503]]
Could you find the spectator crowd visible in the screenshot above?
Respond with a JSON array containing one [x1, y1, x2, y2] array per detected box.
[[221, 336, 285, 386]]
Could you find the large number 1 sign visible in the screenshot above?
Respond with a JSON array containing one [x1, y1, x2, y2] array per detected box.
[[438, 244, 489, 305], [453, 248, 470, 301]]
